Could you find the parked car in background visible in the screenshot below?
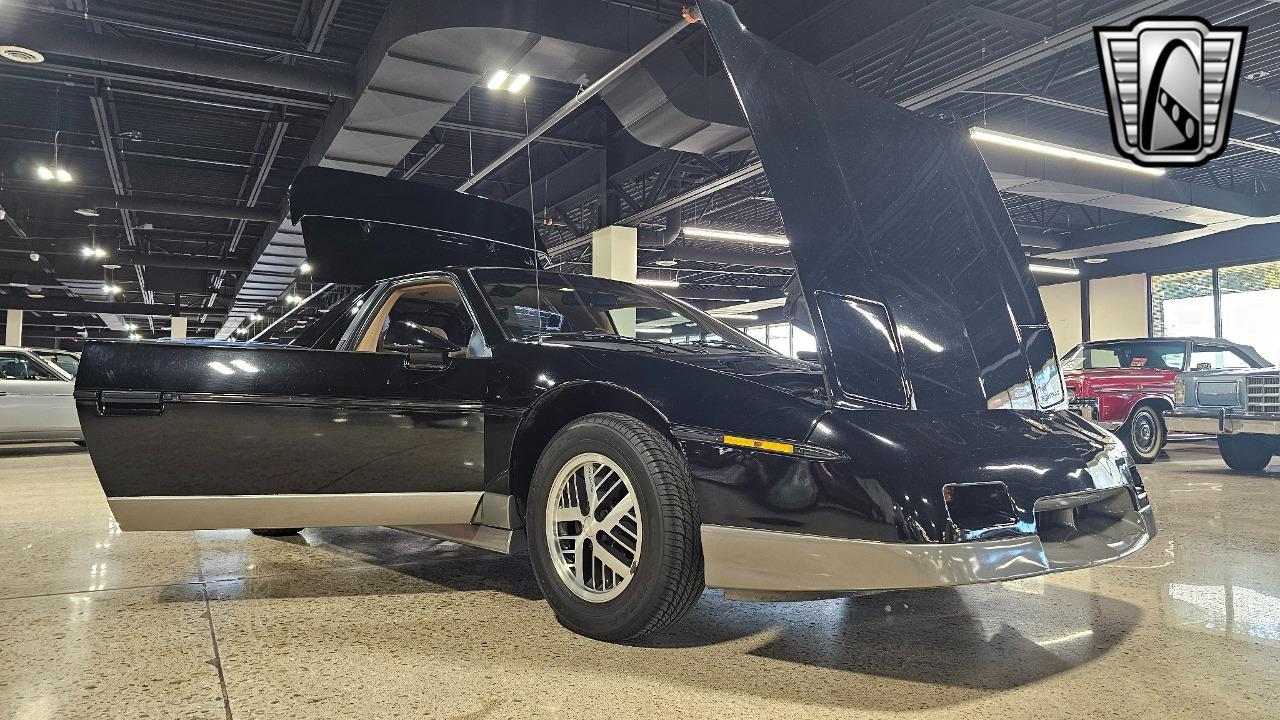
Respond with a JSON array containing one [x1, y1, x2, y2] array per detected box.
[[1165, 368, 1280, 471], [32, 349, 80, 376], [0, 346, 82, 445], [1061, 337, 1269, 463]]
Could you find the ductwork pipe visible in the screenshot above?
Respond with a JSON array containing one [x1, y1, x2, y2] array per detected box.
[[91, 196, 279, 223], [10, 26, 354, 99], [1235, 82, 1280, 127], [457, 11, 699, 191]]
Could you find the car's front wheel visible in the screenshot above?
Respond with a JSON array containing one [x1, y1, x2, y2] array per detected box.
[[1217, 434, 1275, 472], [526, 412, 703, 642], [1123, 404, 1165, 463]]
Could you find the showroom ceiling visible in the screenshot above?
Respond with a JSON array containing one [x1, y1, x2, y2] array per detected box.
[[2, 0, 1280, 342]]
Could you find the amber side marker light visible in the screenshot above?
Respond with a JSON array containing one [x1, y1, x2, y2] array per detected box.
[[722, 435, 794, 454]]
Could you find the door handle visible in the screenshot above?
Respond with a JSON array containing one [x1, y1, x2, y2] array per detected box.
[[97, 390, 164, 416]]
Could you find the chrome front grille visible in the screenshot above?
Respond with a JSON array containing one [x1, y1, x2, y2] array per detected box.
[[1246, 374, 1280, 414]]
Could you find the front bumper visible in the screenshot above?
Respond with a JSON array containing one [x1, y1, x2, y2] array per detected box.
[[1164, 410, 1280, 436], [702, 488, 1155, 594], [1068, 398, 1122, 430]]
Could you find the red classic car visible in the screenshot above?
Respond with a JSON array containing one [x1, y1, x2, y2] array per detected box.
[[1061, 337, 1269, 462]]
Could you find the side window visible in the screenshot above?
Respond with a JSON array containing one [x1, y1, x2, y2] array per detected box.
[[358, 281, 479, 355], [1191, 345, 1252, 370], [0, 353, 60, 380]]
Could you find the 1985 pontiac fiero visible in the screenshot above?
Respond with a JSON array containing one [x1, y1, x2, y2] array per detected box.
[[76, 0, 1155, 641]]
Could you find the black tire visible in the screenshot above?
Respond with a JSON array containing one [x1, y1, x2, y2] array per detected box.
[[1122, 404, 1165, 464], [1217, 435, 1275, 472], [250, 528, 303, 537], [526, 412, 703, 642]]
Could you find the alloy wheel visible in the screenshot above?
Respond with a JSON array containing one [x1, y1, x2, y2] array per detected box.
[[544, 452, 643, 603]]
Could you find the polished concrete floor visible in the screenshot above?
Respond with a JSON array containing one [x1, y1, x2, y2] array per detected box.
[[1, 441, 1277, 719]]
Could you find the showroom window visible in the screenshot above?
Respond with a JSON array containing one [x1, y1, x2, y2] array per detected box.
[[740, 322, 818, 359], [1218, 260, 1280, 365], [1150, 269, 1214, 338], [1150, 261, 1280, 366]]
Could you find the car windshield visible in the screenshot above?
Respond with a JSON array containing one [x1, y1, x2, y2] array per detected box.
[[37, 352, 79, 376], [471, 268, 772, 354], [1061, 341, 1186, 371]]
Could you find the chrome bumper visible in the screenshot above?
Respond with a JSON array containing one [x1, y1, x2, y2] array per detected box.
[[1068, 399, 1121, 430], [1164, 410, 1280, 436], [702, 502, 1156, 594]]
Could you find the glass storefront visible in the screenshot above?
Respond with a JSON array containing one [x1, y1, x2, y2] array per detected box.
[[1151, 261, 1280, 366]]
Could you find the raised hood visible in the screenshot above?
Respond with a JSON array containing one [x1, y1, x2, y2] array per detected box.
[[288, 166, 544, 285], [699, 0, 1065, 412]]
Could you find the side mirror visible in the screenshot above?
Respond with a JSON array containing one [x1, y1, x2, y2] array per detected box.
[[384, 332, 463, 370]]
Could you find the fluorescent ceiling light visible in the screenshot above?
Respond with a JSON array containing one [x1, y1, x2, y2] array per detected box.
[[635, 327, 672, 335], [1082, 257, 1108, 264], [709, 312, 759, 321], [506, 74, 531, 93], [683, 226, 789, 246], [486, 70, 511, 89], [74, 208, 100, 217], [1028, 263, 1080, 276], [636, 277, 680, 289], [970, 128, 1164, 176]]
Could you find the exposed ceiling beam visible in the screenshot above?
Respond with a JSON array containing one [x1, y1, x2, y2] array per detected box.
[[961, 6, 1051, 39], [90, 195, 279, 223], [0, 295, 228, 318], [8, 25, 356, 99]]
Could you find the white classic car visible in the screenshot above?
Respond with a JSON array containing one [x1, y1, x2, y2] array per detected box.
[[0, 346, 83, 445]]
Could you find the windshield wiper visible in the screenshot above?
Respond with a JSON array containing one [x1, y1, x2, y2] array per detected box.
[[536, 330, 694, 353], [672, 338, 749, 352]]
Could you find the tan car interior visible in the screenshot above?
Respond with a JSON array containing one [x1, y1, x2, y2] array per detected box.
[[356, 282, 474, 356]]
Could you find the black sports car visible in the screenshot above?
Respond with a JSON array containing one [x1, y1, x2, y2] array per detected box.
[[75, 0, 1155, 642]]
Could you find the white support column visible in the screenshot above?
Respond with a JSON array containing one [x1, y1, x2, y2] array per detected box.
[[4, 309, 21, 346], [591, 225, 638, 336], [169, 316, 188, 340]]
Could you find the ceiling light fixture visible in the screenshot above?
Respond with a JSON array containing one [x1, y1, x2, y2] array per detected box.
[[653, 258, 678, 267], [969, 128, 1164, 176], [27, 293, 45, 299], [485, 69, 511, 89], [0, 46, 45, 64], [635, 277, 680, 289], [36, 165, 54, 181], [1082, 257, 1109, 264], [709, 312, 760, 321], [506, 73, 531, 93], [250, 314, 263, 322], [635, 327, 673, 335], [102, 283, 122, 294], [682, 226, 789, 246], [285, 293, 303, 305], [74, 208, 100, 217], [81, 246, 107, 258], [297, 261, 313, 274], [1028, 263, 1081, 276]]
